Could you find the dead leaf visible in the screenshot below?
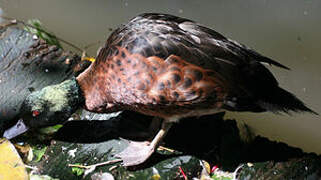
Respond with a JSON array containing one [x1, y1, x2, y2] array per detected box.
[[0, 138, 28, 180]]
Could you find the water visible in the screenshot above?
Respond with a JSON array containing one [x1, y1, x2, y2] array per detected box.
[[0, 0, 320, 153], [0, 7, 3, 23]]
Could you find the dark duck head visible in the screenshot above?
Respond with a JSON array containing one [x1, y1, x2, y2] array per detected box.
[[4, 13, 316, 165], [4, 78, 83, 139]]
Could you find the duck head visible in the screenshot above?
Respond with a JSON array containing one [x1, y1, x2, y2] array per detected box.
[[3, 77, 83, 139]]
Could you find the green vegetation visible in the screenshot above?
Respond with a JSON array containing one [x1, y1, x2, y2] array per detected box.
[[32, 145, 47, 162], [71, 163, 85, 176], [24, 19, 61, 48]]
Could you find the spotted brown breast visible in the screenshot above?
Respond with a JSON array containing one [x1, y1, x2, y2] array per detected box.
[[77, 13, 312, 118]]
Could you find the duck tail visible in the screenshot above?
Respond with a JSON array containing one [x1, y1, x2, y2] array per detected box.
[[258, 86, 318, 115]]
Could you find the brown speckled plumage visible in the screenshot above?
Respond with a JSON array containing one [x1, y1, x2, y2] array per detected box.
[[78, 46, 226, 118], [77, 13, 313, 119]]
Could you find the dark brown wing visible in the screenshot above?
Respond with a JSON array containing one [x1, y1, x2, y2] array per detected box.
[[100, 13, 288, 69]]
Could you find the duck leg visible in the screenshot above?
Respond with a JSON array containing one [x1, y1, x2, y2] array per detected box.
[[115, 120, 172, 166], [148, 117, 163, 137]]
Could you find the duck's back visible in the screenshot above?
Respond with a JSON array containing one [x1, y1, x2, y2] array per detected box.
[[77, 13, 313, 117]]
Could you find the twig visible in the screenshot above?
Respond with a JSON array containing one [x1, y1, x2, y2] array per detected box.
[[25, 165, 38, 171], [0, 15, 84, 53], [83, 40, 102, 50], [108, 165, 119, 171], [68, 159, 122, 169], [157, 145, 176, 153], [0, 19, 17, 28], [233, 164, 244, 180]]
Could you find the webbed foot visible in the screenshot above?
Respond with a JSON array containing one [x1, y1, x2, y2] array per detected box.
[[116, 122, 173, 166], [115, 141, 154, 166]]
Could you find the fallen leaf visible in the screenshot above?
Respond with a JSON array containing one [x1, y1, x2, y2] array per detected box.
[[0, 138, 28, 180]]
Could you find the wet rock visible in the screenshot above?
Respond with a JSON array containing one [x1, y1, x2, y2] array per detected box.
[[0, 26, 81, 133]]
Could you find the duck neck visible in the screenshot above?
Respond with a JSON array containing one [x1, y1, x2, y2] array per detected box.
[[42, 77, 85, 117], [60, 77, 85, 108]]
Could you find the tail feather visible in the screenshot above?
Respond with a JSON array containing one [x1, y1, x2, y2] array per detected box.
[[258, 87, 318, 115]]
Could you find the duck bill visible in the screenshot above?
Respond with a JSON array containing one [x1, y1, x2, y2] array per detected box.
[[3, 119, 29, 139]]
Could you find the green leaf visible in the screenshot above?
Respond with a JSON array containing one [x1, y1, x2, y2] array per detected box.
[[38, 125, 63, 135], [32, 146, 47, 162], [71, 164, 85, 176]]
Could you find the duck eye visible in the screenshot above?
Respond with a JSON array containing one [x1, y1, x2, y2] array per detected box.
[[32, 110, 40, 117]]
